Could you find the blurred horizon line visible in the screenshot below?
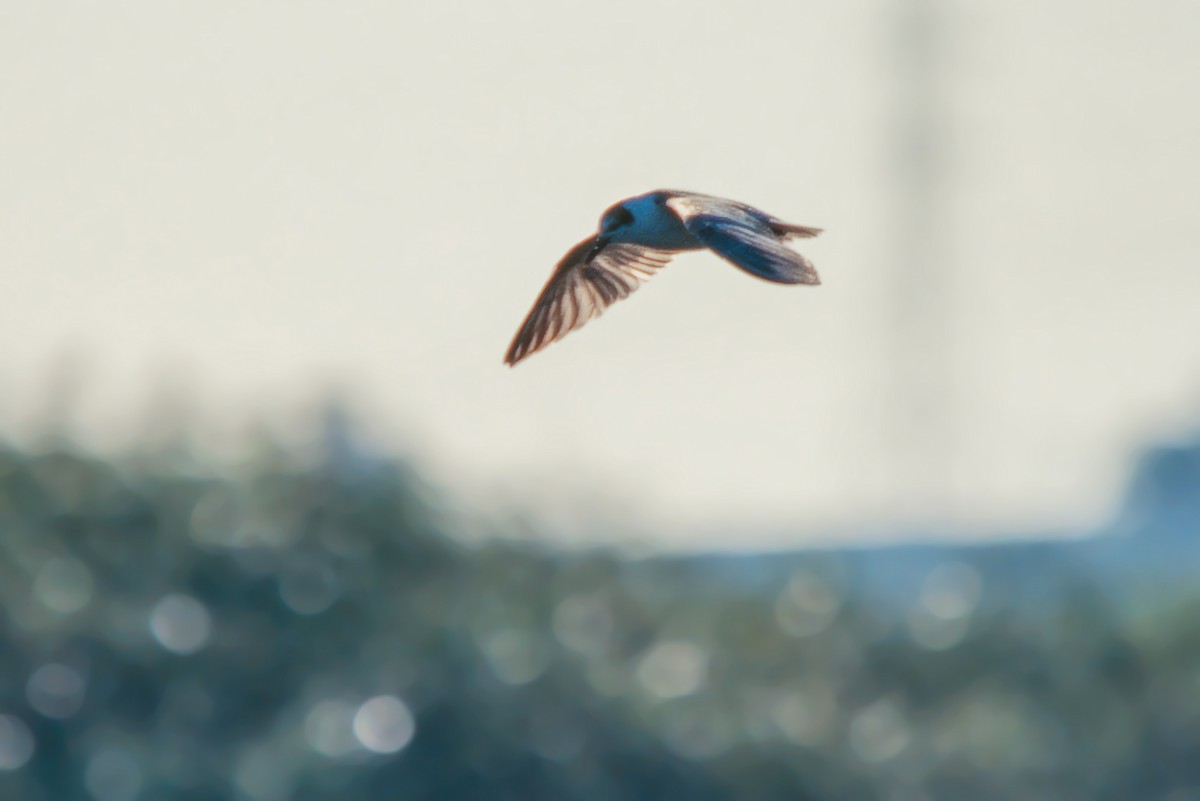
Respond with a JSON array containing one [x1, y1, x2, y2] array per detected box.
[[4, 360, 1197, 555]]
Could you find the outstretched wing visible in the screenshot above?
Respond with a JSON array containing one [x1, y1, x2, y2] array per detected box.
[[504, 237, 674, 366], [664, 193, 821, 285]]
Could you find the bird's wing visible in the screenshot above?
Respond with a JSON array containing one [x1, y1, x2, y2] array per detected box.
[[664, 194, 820, 285], [504, 237, 674, 366]]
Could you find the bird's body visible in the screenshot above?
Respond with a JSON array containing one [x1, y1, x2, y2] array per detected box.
[[504, 189, 822, 366], [601, 193, 698, 250]]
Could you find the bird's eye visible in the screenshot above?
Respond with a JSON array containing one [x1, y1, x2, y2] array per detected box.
[[601, 206, 635, 234]]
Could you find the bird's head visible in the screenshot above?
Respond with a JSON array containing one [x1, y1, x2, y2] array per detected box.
[[598, 203, 635, 237]]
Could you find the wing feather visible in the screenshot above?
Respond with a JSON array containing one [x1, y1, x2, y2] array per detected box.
[[504, 237, 674, 366]]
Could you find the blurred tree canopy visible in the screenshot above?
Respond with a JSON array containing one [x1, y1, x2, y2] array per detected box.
[[1, 429, 1199, 801]]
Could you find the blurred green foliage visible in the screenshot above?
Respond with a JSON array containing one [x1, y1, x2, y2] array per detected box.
[[1, 432, 1199, 801]]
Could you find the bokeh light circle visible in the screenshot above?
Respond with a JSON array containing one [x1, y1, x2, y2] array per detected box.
[[353, 696, 415, 755], [150, 594, 212, 655], [0, 715, 35, 771]]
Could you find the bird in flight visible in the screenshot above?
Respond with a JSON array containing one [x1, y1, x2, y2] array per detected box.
[[504, 189, 822, 366]]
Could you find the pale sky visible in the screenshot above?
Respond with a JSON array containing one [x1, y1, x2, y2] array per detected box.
[[2, 2, 1199, 548]]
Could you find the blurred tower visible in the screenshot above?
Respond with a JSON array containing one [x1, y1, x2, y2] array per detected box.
[[886, 0, 955, 521]]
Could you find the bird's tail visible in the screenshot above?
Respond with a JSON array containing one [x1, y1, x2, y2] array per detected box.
[[770, 222, 823, 240]]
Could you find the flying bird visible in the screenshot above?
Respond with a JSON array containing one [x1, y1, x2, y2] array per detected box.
[[504, 189, 822, 366]]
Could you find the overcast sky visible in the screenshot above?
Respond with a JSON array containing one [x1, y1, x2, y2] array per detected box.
[[2, 1, 1199, 548]]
